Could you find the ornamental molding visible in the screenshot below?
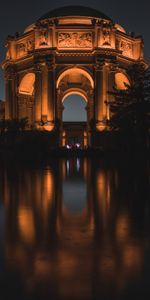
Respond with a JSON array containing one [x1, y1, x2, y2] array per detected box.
[[58, 32, 93, 49]]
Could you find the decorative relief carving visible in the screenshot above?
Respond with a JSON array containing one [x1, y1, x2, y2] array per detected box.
[[17, 43, 27, 57], [17, 39, 34, 57], [120, 40, 133, 57], [27, 40, 34, 51], [102, 29, 111, 46], [58, 32, 92, 48], [39, 29, 48, 46]]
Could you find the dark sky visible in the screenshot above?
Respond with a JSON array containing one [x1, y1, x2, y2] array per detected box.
[[0, 0, 150, 100]]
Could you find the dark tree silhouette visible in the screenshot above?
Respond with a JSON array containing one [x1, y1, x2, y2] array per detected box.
[[106, 64, 150, 150], [5, 117, 29, 132]]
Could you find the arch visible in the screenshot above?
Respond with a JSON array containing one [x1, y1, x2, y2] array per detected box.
[[62, 89, 88, 103], [19, 73, 35, 95], [56, 67, 94, 89], [63, 93, 87, 122], [115, 72, 130, 90]]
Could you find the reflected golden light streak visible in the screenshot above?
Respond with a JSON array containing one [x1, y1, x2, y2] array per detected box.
[[18, 207, 35, 244], [116, 214, 129, 243]]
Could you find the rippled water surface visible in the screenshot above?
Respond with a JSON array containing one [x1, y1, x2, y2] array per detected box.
[[0, 157, 150, 300]]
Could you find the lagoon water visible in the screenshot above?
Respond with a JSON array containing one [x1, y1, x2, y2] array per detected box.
[[0, 157, 150, 300]]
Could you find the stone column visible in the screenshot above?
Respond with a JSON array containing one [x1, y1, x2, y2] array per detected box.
[[34, 63, 42, 124], [56, 89, 64, 146], [5, 73, 12, 119], [41, 63, 48, 123], [87, 89, 94, 146], [27, 97, 34, 126], [95, 62, 109, 130], [107, 64, 117, 120], [4, 67, 17, 120], [47, 61, 55, 125], [87, 89, 94, 121]]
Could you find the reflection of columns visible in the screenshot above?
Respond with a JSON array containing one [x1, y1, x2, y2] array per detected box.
[[34, 63, 42, 123], [95, 63, 108, 128], [47, 61, 55, 123]]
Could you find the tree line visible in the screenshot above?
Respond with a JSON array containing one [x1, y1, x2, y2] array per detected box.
[[106, 64, 150, 151]]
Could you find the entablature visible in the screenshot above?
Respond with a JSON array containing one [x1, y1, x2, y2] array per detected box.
[[3, 20, 144, 65]]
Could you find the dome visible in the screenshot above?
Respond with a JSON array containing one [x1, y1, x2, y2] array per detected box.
[[39, 6, 112, 22]]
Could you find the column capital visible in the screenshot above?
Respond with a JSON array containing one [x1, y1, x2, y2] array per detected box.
[[94, 59, 105, 71], [46, 60, 56, 71], [94, 64, 104, 71], [5, 65, 17, 80], [34, 62, 43, 73], [108, 62, 119, 72]]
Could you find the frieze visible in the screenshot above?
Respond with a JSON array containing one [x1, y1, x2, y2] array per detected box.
[[17, 43, 27, 57], [58, 32, 93, 49], [102, 29, 111, 47], [39, 29, 48, 46], [17, 39, 34, 58], [120, 40, 133, 58], [27, 40, 34, 51]]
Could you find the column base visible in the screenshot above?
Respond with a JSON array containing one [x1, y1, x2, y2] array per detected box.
[[42, 121, 54, 131]]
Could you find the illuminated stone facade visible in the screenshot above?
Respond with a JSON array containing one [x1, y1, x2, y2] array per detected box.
[[2, 6, 147, 146]]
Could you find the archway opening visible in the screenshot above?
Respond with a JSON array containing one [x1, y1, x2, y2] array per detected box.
[[19, 73, 35, 95], [115, 72, 130, 90], [62, 93, 88, 148], [63, 94, 87, 122]]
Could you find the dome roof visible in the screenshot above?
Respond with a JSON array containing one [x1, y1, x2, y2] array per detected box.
[[39, 6, 112, 22]]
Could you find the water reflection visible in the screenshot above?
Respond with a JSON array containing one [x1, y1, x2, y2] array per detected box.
[[0, 158, 150, 300]]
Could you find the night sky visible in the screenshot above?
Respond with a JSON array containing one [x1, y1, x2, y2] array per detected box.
[[0, 0, 149, 101]]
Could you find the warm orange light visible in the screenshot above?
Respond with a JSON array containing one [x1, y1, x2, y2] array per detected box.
[[123, 245, 142, 274], [96, 171, 111, 225], [43, 123, 54, 131], [42, 170, 54, 216], [96, 123, 106, 131], [116, 213, 129, 243], [84, 131, 88, 147], [18, 207, 35, 244], [115, 73, 130, 90], [57, 68, 94, 89], [62, 90, 87, 103], [19, 73, 35, 95]]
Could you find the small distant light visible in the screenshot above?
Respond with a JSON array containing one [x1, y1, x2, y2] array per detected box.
[[66, 145, 70, 149], [67, 160, 70, 174], [76, 143, 80, 148], [76, 158, 80, 171]]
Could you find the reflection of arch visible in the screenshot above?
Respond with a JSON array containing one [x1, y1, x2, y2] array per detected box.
[[19, 73, 35, 95], [57, 67, 94, 89], [62, 89, 88, 103], [115, 72, 130, 90]]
